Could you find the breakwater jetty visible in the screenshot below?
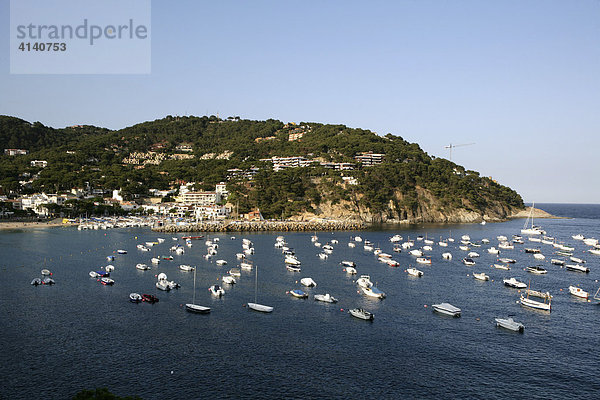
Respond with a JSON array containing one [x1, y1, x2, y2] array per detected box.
[[152, 220, 367, 233]]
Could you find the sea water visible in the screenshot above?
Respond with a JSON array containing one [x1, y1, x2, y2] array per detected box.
[[1, 204, 599, 399]]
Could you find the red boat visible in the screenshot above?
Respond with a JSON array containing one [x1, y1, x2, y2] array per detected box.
[[142, 294, 159, 303]]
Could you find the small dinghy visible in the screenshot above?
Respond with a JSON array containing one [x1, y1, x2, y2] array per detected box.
[[136, 263, 150, 271], [222, 275, 236, 284], [142, 294, 159, 303], [129, 293, 142, 303], [289, 289, 308, 298], [31, 278, 42, 286], [100, 277, 114, 285], [41, 269, 51, 276]]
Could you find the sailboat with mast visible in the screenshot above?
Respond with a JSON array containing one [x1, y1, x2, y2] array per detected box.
[[247, 264, 273, 313], [521, 202, 545, 235], [520, 280, 551, 312], [186, 267, 211, 314]]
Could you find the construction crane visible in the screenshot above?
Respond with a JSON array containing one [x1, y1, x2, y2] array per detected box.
[[444, 143, 475, 161]]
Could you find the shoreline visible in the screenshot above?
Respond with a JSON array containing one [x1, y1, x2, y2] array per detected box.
[[0, 219, 71, 230], [0, 206, 563, 232]]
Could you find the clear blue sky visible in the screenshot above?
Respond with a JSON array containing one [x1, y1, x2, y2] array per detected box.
[[1, 0, 599, 203]]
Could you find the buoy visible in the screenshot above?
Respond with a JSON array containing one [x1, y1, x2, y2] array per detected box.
[[424, 305, 427, 308]]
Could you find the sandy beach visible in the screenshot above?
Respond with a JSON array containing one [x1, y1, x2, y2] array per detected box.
[[0, 218, 71, 230]]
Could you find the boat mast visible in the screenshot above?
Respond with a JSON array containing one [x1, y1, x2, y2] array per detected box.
[[192, 267, 197, 305], [254, 265, 258, 303]]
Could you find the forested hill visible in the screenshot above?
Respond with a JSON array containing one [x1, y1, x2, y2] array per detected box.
[[0, 115, 523, 222]]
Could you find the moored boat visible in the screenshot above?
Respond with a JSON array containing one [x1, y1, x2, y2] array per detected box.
[[495, 317, 524, 332], [566, 264, 590, 273], [473, 272, 489, 281], [129, 293, 142, 303], [289, 289, 308, 298], [432, 303, 461, 317], [348, 308, 374, 321], [407, 267, 423, 277], [569, 286, 589, 299], [503, 277, 527, 289]]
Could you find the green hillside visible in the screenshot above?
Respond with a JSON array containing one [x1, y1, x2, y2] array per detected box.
[[0, 115, 523, 221]]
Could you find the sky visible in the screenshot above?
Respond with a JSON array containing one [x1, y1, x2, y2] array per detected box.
[[1, 0, 599, 203]]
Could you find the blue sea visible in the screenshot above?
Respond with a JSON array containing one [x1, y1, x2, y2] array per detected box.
[[1, 204, 599, 399]]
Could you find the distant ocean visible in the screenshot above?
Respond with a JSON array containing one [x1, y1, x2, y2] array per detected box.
[[531, 203, 600, 219]]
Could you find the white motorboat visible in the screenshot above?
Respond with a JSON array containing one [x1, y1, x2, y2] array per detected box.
[[341, 261, 356, 268], [498, 258, 516, 264], [179, 264, 195, 271], [300, 277, 317, 287], [318, 253, 328, 260], [286, 265, 301, 272], [240, 260, 254, 270], [117, 249, 127, 254], [473, 272, 489, 281], [354, 236, 363, 242], [228, 268, 241, 277], [432, 303, 461, 317], [566, 264, 590, 273], [498, 242, 514, 250], [348, 242, 356, 248], [503, 277, 527, 289], [493, 263, 510, 270], [151, 258, 160, 264], [343, 266, 357, 274], [406, 267, 423, 277], [462, 258, 476, 266], [356, 275, 373, 288], [222, 275, 236, 284], [583, 238, 598, 246], [526, 265, 547, 274], [41, 269, 51, 276], [495, 317, 524, 332], [496, 235, 508, 241], [533, 253, 545, 260], [461, 235, 471, 241], [569, 286, 589, 299], [100, 277, 114, 285], [468, 252, 480, 258], [550, 259, 565, 266], [209, 284, 225, 297], [416, 257, 432, 265], [136, 263, 150, 270], [422, 245, 433, 251], [348, 308, 374, 320], [285, 256, 301, 265], [572, 234, 584, 240], [216, 259, 228, 266], [459, 245, 470, 251], [390, 234, 402, 243], [105, 265, 115, 272], [589, 249, 600, 256], [360, 285, 386, 299], [442, 252, 452, 260], [236, 253, 246, 259], [409, 249, 424, 257], [570, 256, 585, 264], [89, 271, 99, 278], [313, 293, 337, 303], [488, 247, 500, 255]]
